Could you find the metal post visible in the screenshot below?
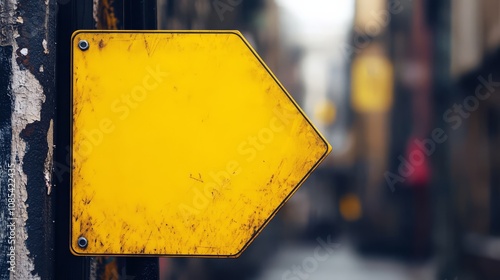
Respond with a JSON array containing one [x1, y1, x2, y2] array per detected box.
[[429, 0, 459, 278], [53, 0, 94, 278], [124, 0, 158, 30]]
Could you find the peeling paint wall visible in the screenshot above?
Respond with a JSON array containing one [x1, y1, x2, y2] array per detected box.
[[9, 38, 44, 279], [0, 0, 57, 279]]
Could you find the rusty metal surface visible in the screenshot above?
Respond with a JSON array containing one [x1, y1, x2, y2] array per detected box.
[[96, 0, 119, 29]]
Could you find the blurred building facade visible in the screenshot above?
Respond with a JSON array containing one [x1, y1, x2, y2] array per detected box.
[[450, 1, 500, 279], [349, 1, 500, 279]]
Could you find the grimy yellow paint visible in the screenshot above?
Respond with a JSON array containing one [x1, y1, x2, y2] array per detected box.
[[71, 31, 331, 256]]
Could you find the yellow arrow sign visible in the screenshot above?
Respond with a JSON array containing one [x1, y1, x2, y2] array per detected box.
[[71, 31, 331, 257]]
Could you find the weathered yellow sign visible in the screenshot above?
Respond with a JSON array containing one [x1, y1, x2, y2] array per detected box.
[[71, 31, 331, 256]]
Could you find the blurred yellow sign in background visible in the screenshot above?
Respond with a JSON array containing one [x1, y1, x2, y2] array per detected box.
[[71, 31, 331, 256], [314, 100, 337, 125], [351, 54, 394, 113]]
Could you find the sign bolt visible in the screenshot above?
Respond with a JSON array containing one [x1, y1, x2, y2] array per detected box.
[[77, 236, 88, 248], [78, 40, 89, 51]]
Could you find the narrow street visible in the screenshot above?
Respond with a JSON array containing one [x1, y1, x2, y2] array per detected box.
[[257, 240, 437, 280]]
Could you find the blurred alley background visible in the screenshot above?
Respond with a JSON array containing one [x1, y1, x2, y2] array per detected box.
[[154, 0, 500, 279]]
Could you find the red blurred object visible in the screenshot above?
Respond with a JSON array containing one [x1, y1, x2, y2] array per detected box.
[[405, 137, 431, 187]]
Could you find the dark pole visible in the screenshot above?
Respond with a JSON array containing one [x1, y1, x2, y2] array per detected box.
[[124, 0, 158, 30], [54, 0, 94, 279], [429, 0, 459, 279]]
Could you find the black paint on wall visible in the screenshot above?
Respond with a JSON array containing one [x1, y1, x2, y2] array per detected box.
[[0, 45, 14, 280]]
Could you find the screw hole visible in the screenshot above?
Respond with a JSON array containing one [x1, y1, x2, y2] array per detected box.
[[77, 236, 88, 248], [78, 40, 89, 51]]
